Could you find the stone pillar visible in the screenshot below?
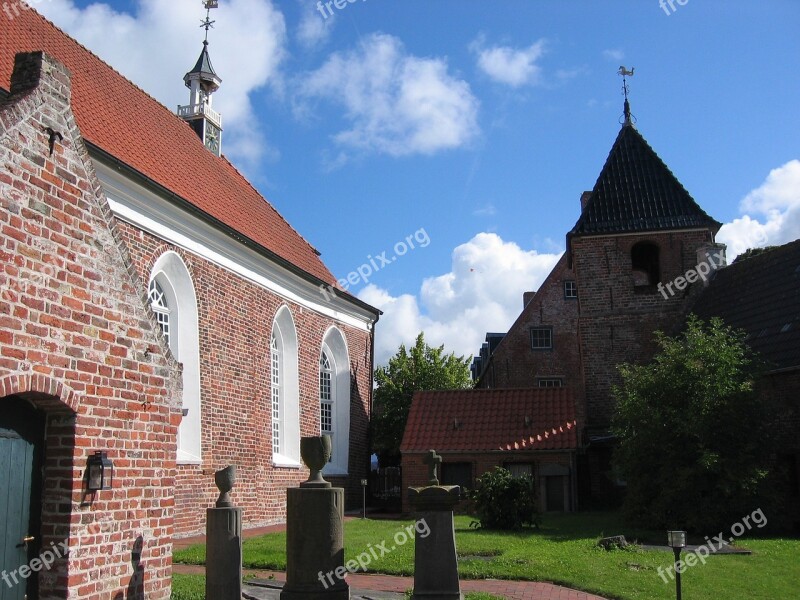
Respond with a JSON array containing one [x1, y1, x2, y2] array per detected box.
[[206, 465, 243, 600], [409, 450, 463, 600], [281, 436, 349, 600]]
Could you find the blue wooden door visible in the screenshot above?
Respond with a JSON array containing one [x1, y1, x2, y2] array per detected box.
[[0, 398, 44, 600]]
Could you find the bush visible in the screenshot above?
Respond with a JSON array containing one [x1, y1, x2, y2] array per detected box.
[[468, 467, 540, 530]]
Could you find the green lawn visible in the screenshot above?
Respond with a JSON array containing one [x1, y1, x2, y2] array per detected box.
[[173, 512, 800, 600]]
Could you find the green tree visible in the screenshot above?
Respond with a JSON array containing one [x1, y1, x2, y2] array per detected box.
[[612, 315, 771, 532], [372, 333, 472, 466]]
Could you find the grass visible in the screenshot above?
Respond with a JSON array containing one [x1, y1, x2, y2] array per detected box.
[[173, 512, 800, 600]]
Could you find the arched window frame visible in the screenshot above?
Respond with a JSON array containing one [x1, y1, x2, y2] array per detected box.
[[149, 251, 201, 464], [271, 306, 300, 467], [320, 327, 350, 475]]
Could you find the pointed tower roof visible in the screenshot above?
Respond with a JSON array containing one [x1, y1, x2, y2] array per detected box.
[[184, 40, 221, 92], [571, 124, 720, 236]]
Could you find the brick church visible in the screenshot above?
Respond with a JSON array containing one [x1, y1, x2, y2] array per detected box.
[[405, 98, 798, 519], [1, 8, 378, 600]]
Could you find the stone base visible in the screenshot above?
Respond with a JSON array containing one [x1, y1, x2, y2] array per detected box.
[[281, 487, 349, 600], [411, 593, 464, 600], [206, 507, 243, 600]]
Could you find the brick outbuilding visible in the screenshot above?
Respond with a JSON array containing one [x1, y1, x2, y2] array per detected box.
[[400, 388, 578, 514]]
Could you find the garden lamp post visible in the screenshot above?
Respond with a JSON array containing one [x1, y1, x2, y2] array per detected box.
[[668, 530, 686, 600], [361, 478, 368, 519]]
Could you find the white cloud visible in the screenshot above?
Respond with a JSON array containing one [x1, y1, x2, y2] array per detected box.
[[717, 160, 800, 259], [359, 233, 561, 366], [603, 49, 625, 62], [37, 0, 287, 165], [295, 33, 479, 161], [472, 203, 497, 217], [471, 37, 547, 88], [296, 0, 333, 48]]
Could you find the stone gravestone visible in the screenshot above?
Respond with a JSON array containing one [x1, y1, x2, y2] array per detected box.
[[281, 436, 349, 600], [206, 465, 243, 600], [408, 450, 463, 600]]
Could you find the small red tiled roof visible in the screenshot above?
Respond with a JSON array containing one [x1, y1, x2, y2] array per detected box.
[[400, 388, 578, 453], [0, 10, 335, 284]]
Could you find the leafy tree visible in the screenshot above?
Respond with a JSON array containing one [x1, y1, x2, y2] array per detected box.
[[612, 315, 772, 532], [469, 467, 540, 530], [372, 333, 472, 466]]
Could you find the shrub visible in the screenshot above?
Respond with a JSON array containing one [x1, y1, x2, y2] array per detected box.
[[468, 467, 540, 530]]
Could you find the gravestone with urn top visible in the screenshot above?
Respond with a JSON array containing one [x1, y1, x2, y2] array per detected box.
[[408, 450, 463, 600], [206, 465, 243, 600], [281, 436, 349, 600]]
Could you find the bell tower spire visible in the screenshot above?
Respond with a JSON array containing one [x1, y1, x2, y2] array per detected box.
[[617, 65, 635, 127], [178, 1, 223, 156]]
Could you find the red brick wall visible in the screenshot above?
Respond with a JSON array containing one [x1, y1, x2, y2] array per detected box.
[[1, 52, 182, 599], [476, 254, 585, 427], [114, 224, 373, 536]]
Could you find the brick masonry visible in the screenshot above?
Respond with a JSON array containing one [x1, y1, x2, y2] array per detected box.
[[1, 52, 182, 599], [115, 223, 373, 536]]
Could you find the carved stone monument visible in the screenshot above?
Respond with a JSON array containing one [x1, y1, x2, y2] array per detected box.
[[206, 465, 243, 600], [408, 450, 463, 600], [281, 435, 349, 600]]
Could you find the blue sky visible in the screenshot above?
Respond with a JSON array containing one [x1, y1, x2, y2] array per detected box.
[[35, 0, 800, 364]]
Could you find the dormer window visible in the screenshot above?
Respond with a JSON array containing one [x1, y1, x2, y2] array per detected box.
[[631, 241, 660, 287]]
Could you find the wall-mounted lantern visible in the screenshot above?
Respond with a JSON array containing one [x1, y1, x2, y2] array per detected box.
[[87, 451, 114, 491]]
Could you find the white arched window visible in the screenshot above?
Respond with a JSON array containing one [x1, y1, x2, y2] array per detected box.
[[271, 306, 300, 466], [149, 252, 201, 464], [321, 328, 350, 475]]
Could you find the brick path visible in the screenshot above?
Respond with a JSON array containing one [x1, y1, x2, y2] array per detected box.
[[172, 518, 607, 600]]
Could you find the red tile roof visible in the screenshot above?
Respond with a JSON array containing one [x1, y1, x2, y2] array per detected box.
[[400, 388, 578, 453], [0, 9, 335, 284]]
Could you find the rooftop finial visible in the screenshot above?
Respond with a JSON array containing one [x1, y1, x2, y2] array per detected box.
[[200, 0, 218, 43], [618, 65, 635, 126]]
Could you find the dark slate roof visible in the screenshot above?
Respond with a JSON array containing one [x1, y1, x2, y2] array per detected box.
[[691, 240, 800, 371], [184, 40, 220, 85], [400, 388, 578, 453], [571, 125, 721, 236]]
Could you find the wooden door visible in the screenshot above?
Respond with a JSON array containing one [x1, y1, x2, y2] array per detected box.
[[0, 397, 44, 600]]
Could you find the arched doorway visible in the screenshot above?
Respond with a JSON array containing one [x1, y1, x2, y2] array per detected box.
[[0, 395, 45, 600]]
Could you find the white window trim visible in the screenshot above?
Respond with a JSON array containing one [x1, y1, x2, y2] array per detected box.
[[150, 252, 202, 465], [271, 306, 301, 468], [321, 328, 350, 476]]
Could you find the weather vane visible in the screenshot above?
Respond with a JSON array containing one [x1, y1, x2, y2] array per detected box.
[[201, 1, 219, 42], [618, 66, 635, 125]]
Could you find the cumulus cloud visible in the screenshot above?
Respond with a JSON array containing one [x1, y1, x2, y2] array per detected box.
[[37, 0, 287, 165], [359, 233, 561, 366], [296, 0, 333, 48], [717, 160, 800, 259], [471, 36, 547, 87], [295, 33, 479, 161]]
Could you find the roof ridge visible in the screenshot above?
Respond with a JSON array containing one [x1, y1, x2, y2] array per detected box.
[[219, 155, 326, 263]]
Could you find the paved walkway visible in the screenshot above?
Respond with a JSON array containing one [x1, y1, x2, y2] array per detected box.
[[172, 518, 608, 600]]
